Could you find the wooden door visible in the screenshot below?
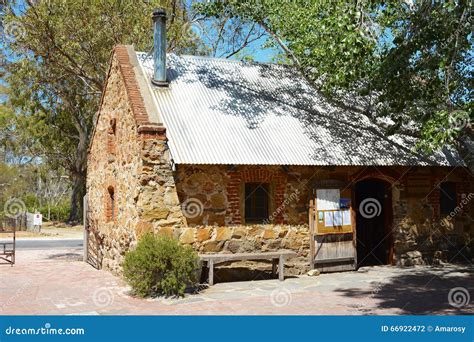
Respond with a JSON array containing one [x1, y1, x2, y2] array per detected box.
[[309, 186, 357, 272]]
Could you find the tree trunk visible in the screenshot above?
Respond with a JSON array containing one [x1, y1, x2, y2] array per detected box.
[[67, 110, 89, 224], [68, 172, 86, 224]]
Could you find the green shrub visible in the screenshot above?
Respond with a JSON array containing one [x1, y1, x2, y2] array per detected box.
[[36, 202, 71, 222], [123, 233, 198, 297]]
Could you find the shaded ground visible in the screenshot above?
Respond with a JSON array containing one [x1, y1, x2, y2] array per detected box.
[[0, 248, 472, 315]]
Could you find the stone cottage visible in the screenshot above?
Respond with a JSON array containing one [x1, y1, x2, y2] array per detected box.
[[86, 9, 473, 275]]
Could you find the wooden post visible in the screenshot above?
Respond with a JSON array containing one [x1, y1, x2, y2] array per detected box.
[[83, 194, 88, 263], [272, 258, 277, 276], [208, 259, 214, 286], [309, 199, 315, 269], [278, 255, 285, 281]]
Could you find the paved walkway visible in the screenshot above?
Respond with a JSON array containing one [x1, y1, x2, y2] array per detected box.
[[0, 248, 472, 315]]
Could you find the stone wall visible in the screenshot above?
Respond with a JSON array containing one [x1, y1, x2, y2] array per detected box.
[[144, 164, 312, 274], [391, 168, 473, 266], [86, 54, 144, 272]]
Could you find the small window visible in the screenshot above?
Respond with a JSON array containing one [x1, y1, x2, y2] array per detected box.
[[106, 186, 115, 222], [244, 183, 270, 223], [107, 119, 117, 155], [109, 118, 117, 135], [440, 182, 456, 215]]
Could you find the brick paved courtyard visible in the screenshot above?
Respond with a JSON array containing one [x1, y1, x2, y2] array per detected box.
[[0, 247, 472, 315]]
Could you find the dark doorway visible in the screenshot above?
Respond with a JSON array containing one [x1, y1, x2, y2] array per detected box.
[[355, 179, 393, 267]]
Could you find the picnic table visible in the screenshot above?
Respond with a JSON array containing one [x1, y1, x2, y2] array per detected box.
[[199, 250, 297, 286]]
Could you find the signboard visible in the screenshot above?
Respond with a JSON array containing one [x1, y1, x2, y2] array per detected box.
[[316, 189, 340, 210], [315, 188, 353, 235], [33, 213, 42, 226], [339, 198, 351, 209]]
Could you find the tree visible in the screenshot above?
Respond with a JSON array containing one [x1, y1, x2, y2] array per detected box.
[[1, 0, 206, 222], [196, 0, 473, 165]]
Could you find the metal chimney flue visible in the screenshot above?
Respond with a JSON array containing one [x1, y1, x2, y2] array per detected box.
[[152, 8, 168, 86]]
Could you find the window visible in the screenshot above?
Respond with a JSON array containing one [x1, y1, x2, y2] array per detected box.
[[106, 186, 115, 222], [109, 118, 117, 135], [244, 183, 270, 223], [107, 118, 117, 155], [440, 182, 456, 215]]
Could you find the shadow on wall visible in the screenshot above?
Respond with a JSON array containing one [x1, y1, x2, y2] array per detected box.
[[336, 264, 474, 314]]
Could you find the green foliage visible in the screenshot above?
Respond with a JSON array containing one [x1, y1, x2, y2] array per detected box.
[[123, 234, 198, 298], [2, 0, 206, 221], [196, 0, 473, 152], [195, 0, 379, 93], [36, 202, 71, 222], [0, 158, 70, 221]]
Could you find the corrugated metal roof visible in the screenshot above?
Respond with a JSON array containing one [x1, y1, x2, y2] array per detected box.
[[136, 52, 463, 167]]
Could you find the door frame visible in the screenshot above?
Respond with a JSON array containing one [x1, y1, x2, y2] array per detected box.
[[353, 178, 394, 267]]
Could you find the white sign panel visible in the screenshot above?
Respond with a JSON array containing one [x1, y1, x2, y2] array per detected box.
[[342, 210, 351, 226], [324, 211, 334, 227], [316, 189, 340, 210], [333, 211, 343, 226], [33, 213, 42, 226]]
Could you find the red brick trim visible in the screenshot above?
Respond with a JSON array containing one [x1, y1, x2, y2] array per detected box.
[[351, 167, 401, 184], [226, 167, 287, 224], [137, 124, 166, 134], [138, 124, 167, 141], [88, 45, 165, 153], [114, 45, 151, 125]]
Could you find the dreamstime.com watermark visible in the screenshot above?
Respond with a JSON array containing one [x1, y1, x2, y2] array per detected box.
[[92, 287, 115, 308], [448, 110, 471, 131], [4, 323, 85, 336], [181, 198, 204, 219], [0, 280, 32, 312], [441, 192, 474, 227], [448, 287, 470, 309], [3, 197, 26, 219], [355, 281, 384, 309], [359, 198, 382, 219], [263, 180, 307, 224], [270, 287, 292, 307]]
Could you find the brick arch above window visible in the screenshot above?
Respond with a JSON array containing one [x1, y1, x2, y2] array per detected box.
[[351, 167, 401, 185], [226, 167, 288, 225]]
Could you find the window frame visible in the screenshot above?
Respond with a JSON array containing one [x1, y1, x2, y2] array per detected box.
[[243, 182, 271, 224], [106, 186, 115, 222], [439, 181, 457, 215], [107, 118, 117, 156]]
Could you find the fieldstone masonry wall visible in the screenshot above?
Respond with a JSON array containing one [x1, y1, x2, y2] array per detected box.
[[392, 171, 473, 266], [87, 54, 143, 272]]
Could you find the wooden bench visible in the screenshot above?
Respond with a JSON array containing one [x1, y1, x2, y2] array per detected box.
[[199, 250, 297, 286]]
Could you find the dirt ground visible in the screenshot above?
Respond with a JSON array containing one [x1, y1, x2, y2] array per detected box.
[[2, 221, 83, 239]]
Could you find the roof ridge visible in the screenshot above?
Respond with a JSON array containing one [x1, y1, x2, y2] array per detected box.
[[135, 51, 290, 68]]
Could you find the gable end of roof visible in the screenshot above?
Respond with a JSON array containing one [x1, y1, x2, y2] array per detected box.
[[88, 45, 166, 153], [114, 45, 162, 126]]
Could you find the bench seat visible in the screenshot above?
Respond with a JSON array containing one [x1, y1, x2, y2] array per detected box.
[[199, 250, 297, 285]]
